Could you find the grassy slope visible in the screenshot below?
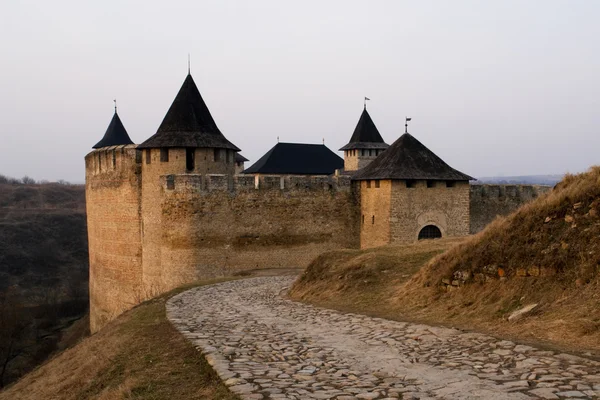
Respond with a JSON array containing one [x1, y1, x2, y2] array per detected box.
[[0, 282, 238, 400], [291, 167, 600, 355]]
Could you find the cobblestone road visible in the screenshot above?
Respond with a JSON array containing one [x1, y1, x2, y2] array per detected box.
[[167, 277, 600, 399]]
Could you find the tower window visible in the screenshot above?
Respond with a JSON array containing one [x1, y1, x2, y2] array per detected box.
[[112, 150, 116, 168], [362, 215, 365, 225], [426, 180, 435, 188], [166, 175, 175, 190], [145, 149, 151, 164], [372, 215, 375, 224], [446, 181, 456, 188], [214, 148, 221, 162], [374, 180, 380, 188], [186, 148, 195, 171], [160, 148, 169, 162], [406, 180, 416, 188], [366, 180, 371, 188]]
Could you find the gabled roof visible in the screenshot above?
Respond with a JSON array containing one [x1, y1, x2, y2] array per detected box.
[[353, 133, 474, 181], [93, 112, 134, 149], [339, 108, 389, 150], [243, 143, 343, 175], [138, 74, 240, 150]]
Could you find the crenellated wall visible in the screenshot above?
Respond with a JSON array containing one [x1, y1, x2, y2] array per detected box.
[[156, 174, 360, 290], [85, 145, 143, 333], [469, 184, 552, 234]]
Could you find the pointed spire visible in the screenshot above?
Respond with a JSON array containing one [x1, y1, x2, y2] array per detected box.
[[339, 107, 388, 151], [138, 74, 240, 150], [92, 106, 134, 149]]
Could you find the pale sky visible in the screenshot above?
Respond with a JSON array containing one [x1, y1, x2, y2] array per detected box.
[[1, 0, 598, 183]]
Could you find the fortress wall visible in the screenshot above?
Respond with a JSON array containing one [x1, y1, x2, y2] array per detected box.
[[85, 145, 143, 333], [156, 174, 360, 289], [360, 180, 392, 249], [469, 184, 552, 234], [389, 180, 471, 243], [140, 148, 236, 297]]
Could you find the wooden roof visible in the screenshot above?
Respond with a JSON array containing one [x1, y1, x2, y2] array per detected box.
[[339, 108, 389, 150], [243, 143, 343, 175], [138, 74, 239, 150], [352, 133, 474, 181], [93, 112, 134, 149]]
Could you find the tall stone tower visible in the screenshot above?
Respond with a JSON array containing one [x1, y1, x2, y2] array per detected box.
[[85, 109, 142, 332], [339, 107, 389, 171], [136, 73, 241, 293], [353, 132, 473, 249]]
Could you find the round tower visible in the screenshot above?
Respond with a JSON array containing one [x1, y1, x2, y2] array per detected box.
[[339, 106, 389, 172], [136, 73, 241, 293], [85, 108, 143, 333]]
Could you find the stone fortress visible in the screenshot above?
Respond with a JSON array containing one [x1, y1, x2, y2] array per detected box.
[[85, 73, 549, 332]]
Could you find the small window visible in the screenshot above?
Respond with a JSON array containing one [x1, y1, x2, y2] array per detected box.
[[135, 150, 142, 164], [362, 215, 365, 225], [214, 148, 221, 162], [112, 150, 116, 167], [166, 175, 175, 190], [446, 181, 456, 188], [145, 149, 151, 164], [426, 180, 435, 188], [366, 181, 371, 188], [98, 152, 102, 169], [160, 148, 169, 162], [369, 149, 373, 156], [372, 215, 375, 224], [361, 149, 366, 156], [406, 180, 416, 188], [374, 180, 380, 188], [186, 148, 195, 171]]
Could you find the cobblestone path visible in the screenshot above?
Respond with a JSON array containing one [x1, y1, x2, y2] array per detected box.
[[167, 277, 600, 399]]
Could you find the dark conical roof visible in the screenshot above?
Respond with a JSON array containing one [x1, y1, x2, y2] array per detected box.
[[243, 143, 343, 175], [93, 112, 134, 149], [339, 108, 389, 150], [353, 133, 474, 181], [138, 74, 240, 150]]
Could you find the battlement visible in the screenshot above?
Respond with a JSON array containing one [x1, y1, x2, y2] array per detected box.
[[159, 174, 354, 194], [469, 184, 552, 234], [85, 144, 141, 177], [470, 184, 551, 201]]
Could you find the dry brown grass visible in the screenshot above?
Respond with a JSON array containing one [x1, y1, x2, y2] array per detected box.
[[290, 167, 600, 356], [0, 281, 239, 400]]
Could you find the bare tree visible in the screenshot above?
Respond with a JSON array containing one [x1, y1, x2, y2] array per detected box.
[[0, 291, 31, 388]]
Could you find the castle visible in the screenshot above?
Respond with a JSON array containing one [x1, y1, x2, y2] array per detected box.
[[85, 73, 548, 332]]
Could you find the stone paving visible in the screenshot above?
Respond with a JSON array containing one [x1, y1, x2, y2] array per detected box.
[[166, 276, 600, 399]]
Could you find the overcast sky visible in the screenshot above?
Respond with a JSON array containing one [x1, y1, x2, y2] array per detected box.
[[1, 1, 598, 182]]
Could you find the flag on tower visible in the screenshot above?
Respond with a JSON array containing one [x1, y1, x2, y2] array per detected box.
[[365, 97, 370, 101]]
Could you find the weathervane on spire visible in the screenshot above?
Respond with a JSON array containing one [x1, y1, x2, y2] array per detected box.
[[364, 96, 370, 109], [188, 54, 191, 75], [405, 117, 411, 134], [114, 99, 117, 114]]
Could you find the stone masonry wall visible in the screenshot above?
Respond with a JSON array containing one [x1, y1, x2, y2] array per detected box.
[[157, 174, 360, 290], [389, 180, 471, 243], [360, 180, 392, 249], [85, 145, 143, 333], [469, 184, 551, 234]]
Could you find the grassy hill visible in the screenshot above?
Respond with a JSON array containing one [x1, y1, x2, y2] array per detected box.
[[0, 283, 238, 400], [0, 181, 89, 387], [291, 167, 600, 355]]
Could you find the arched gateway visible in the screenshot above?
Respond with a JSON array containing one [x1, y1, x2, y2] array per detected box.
[[418, 225, 442, 240]]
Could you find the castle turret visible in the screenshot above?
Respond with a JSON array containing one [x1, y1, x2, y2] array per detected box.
[[136, 73, 241, 294], [353, 132, 473, 248], [93, 110, 134, 149], [339, 107, 389, 171]]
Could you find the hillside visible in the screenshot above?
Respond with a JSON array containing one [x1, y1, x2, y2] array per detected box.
[[0, 181, 89, 387], [0, 283, 237, 400], [290, 167, 600, 354]]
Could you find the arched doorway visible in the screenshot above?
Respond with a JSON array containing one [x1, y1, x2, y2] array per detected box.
[[418, 225, 442, 240]]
